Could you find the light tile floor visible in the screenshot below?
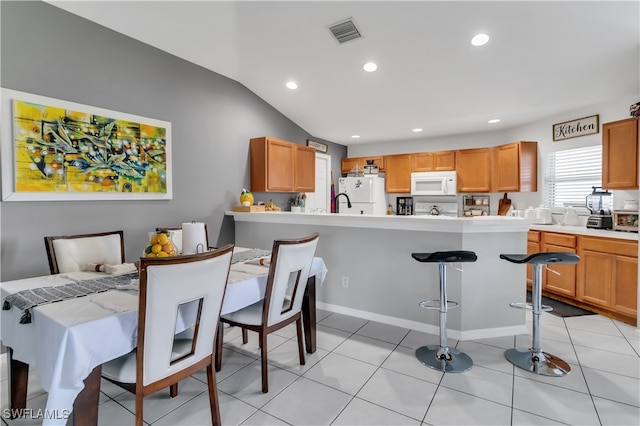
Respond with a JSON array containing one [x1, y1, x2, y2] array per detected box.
[[1, 310, 639, 425]]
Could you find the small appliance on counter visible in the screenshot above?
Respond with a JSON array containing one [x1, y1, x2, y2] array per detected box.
[[337, 176, 387, 215], [396, 196, 414, 215], [585, 186, 613, 229], [415, 202, 458, 217], [613, 210, 639, 232]]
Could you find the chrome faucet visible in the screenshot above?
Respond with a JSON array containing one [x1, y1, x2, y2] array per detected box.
[[334, 193, 352, 213]]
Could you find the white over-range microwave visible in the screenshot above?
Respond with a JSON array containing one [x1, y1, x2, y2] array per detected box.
[[410, 171, 457, 196]]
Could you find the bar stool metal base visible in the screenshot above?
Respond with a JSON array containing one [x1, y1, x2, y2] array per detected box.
[[416, 345, 473, 373], [505, 347, 571, 377]]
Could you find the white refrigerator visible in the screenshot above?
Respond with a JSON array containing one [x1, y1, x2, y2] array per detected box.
[[337, 176, 387, 215]]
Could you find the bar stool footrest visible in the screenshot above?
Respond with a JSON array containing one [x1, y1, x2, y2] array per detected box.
[[419, 300, 459, 310], [508, 302, 553, 312]]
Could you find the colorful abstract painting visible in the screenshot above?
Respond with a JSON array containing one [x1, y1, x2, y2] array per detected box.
[[1, 89, 172, 201]]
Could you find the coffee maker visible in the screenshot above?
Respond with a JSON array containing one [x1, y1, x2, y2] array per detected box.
[[586, 186, 613, 229]]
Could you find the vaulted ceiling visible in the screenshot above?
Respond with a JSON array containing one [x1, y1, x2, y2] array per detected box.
[[47, 1, 640, 145]]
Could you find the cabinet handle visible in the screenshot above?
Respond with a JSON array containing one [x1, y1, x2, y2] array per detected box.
[[545, 266, 561, 276]]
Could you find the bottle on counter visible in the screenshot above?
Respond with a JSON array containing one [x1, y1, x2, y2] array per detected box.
[[387, 204, 394, 215]]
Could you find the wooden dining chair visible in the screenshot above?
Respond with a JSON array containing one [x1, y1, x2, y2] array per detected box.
[[101, 244, 234, 426], [216, 233, 319, 393], [44, 230, 125, 274]]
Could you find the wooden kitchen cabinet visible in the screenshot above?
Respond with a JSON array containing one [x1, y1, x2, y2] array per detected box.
[[526, 231, 541, 289], [577, 236, 638, 322], [456, 148, 492, 192], [250, 137, 315, 192], [384, 154, 412, 193], [492, 141, 538, 192], [294, 144, 316, 192], [602, 117, 639, 190], [341, 156, 385, 174], [411, 151, 456, 172], [541, 233, 577, 297]]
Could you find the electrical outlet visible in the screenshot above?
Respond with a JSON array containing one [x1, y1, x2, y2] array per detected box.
[[341, 276, 349, 288]]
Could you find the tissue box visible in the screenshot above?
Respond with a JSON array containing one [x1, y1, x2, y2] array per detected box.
[[631, 101, 640, 117]]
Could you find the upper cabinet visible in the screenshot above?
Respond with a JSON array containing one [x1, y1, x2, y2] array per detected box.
[[602, 117, 639, 190], [456, 148, 492, 192], [411, 151, 456, 172], [384, 154, 412, 193], [340, 141, 538, 193], [250, 137, 315, 192], [294, 144, 316, 192], [341, 156, 385, 174], [492, 141, 538, 192]]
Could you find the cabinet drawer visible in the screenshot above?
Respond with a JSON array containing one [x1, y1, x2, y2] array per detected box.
[[543, 233, 576, 248], [528, 231, 540, 243], [580, 236, 638, 257]]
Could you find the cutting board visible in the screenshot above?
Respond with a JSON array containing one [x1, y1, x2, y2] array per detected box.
[[498, 193, 512, 216], [232, 205, 266, 212]]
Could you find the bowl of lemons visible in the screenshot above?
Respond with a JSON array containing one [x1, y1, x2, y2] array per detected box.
[[144, 229, 177, 258]]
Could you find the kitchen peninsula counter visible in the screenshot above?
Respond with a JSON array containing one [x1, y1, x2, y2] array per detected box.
[[227, 211, 531, 340], [229, 211, 529, 232]]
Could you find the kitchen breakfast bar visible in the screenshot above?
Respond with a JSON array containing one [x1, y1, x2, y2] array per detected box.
[[227, 211, 531, 340]]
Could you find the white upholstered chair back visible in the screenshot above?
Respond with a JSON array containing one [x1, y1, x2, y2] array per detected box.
[[139, 245, 233, 387], [264, 233, 319, 327], [45, 230, 125, 274]]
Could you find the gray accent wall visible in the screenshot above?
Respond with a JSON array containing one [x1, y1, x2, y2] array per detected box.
[[0, 1, 346, 281]]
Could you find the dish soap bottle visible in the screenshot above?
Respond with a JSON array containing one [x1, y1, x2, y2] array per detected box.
[[386, 204, 393, 215]]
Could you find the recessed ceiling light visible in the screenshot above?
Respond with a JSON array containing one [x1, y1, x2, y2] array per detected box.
[[471, 33, 490, 47], [363, 62, 378, 72], [351, 135, 361, 139], [488, 119, 501, 124], [412, 128, 423, 132], [285, 81, 298, 90]]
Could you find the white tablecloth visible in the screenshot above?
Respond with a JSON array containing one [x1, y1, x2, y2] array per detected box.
[[0, 252, 327, 425]]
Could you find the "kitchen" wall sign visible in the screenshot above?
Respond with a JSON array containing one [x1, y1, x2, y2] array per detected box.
[[307, 139, 328, 153], [552, 114, 599, 141]]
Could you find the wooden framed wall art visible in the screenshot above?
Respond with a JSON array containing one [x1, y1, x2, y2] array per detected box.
[[1, 89, 172, 201]]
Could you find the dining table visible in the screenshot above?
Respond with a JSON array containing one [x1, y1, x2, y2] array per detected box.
[[0, 247, 327, 426]]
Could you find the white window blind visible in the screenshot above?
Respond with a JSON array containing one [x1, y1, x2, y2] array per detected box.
[[543, 145, 605, 208]]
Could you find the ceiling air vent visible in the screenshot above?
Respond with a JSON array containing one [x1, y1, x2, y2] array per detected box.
[[328, 18, 362, 44]]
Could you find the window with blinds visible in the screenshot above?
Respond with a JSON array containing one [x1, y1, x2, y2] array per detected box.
[[543, 145, 608, 209]]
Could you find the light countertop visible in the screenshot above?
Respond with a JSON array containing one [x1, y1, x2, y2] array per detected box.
[[529, 224, 638, 241], [226, 210, 531, 233], [227, 211, 639, 241]]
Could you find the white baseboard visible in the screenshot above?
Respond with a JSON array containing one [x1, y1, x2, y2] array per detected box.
[[317, 302, 527, 341]]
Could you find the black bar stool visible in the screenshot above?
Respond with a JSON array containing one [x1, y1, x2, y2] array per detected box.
[[500, 252, 580, 377], [412, 250, 477, 373]]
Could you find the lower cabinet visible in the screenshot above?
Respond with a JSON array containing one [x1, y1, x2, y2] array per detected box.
[[541, 233, 577, 297], [533, 231, 637, 324], [526, 231, 540, 289], [577, 236, 638, 321]]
